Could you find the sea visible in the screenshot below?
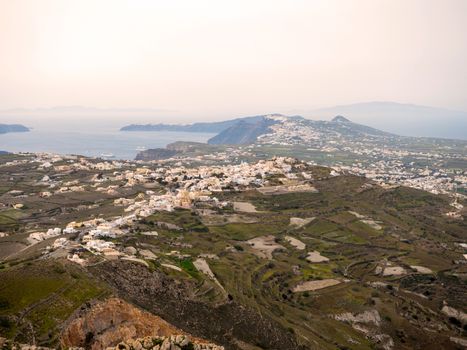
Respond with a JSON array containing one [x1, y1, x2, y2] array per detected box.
[[0, 127, 216, 160]]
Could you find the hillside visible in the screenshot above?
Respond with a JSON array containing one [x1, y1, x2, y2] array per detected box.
[[207, 118, 277, 145]]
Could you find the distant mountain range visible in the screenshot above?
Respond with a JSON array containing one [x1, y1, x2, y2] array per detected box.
[[0, 124, 29, 134]]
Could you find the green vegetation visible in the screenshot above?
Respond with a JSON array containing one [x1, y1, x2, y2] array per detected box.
[[178, 258, 200, 278], [0, 212, 20, 232], [252, 191, 323, 211], [209, 222, 286, 241], [145, 209, 208, 232], [0, 260, 108, 345]]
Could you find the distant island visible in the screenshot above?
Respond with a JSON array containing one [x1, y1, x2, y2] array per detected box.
[[0, 123, 29, 134], [120, 115, 266, 133]]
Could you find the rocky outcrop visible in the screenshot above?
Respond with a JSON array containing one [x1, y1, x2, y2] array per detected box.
[[61, 298, 206, 350], [90, 260, 301, 350], [0, 337, 52, 350], [0, 335, 222, 350], [115, 335, 223, 350], [334, 310, 394, 350]]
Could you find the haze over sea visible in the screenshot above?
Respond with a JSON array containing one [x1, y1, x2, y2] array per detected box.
[[0, 124, 215, 160]]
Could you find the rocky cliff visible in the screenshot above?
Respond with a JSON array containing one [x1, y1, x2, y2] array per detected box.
[[91, 260, 301, 350], [61, 298, 209, 350]]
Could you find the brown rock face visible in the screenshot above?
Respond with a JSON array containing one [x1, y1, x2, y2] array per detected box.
[[91, 260, 301, 350], [60, 298, 191, 350]]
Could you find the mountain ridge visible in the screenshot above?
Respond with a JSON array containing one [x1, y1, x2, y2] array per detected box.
[[120, 114, 285, 133]]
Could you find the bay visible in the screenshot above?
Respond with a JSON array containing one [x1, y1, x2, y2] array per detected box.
[[0, 128, 216, 160]]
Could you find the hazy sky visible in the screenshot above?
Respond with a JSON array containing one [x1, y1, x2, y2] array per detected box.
[[1, 0, 466, 121]]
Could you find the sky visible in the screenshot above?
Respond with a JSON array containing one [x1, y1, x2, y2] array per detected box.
[[0, 0, 467, 124]]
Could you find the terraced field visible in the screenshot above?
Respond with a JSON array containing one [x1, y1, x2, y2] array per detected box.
[[123, 179, 466, 349]]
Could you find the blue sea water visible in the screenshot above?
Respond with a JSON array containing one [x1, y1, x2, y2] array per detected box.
[[0, 128, 216, 160]]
